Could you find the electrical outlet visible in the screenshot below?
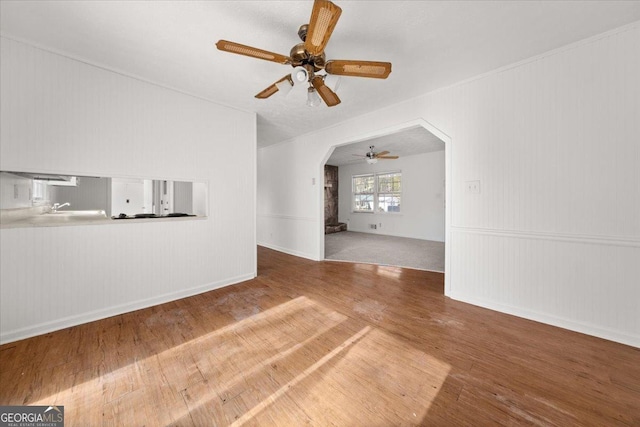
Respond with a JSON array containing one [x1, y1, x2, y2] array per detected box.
[[465, 180, 481, 194], [369, 224, 377, 230]]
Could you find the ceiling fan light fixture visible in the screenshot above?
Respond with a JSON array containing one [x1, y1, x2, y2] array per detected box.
[[291, 66, 309, 84], [307, 87, 322, 107], [275, 77, 293, 97], [323, 74, 341, 92], [366, 157, 378, 165]]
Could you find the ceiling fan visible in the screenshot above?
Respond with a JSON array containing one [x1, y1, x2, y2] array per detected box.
[[215, 0, 392, 107], [354, 146, 399, 164]]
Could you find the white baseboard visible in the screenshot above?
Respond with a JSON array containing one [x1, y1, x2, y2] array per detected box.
[[449, 292, 640, 349], [0, 273, 256, 345], [345, 228, 445, 243], [257, 242, 318, 261]]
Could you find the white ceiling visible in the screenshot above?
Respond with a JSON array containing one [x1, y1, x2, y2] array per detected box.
[[2, 1, 640, 149], [327, 126, 444, 166]]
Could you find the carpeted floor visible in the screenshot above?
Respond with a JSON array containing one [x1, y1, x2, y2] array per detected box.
[[324, 231, 445, 272]]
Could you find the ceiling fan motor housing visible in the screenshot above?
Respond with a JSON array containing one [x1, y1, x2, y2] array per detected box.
[[291, 25, 326, 72]]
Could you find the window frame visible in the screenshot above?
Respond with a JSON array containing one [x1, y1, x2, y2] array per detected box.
[[351, 170, 402, 214], [352, 173, 376, 213]]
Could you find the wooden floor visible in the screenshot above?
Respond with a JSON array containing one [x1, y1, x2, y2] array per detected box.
[[1, 247, 639, 426]]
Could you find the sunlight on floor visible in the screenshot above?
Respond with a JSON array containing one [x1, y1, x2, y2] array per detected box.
[[33, 297, 343, 420], [244, 327, 451, 425], [375, 265, 404, 280], [33, 295, 450, 425], [230, 326, 373, 426]]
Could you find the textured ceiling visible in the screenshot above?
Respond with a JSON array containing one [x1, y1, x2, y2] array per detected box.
[[327, 126, 444, 166], [2, 1, 640, 149]]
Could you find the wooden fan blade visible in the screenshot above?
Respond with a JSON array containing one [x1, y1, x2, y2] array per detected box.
[[255, 75, 294, 99], [377, 155, 399, 159], [325, 60, 392, 79], [376, 151, 390, 157], [311, 76, 341, 107], [216, 40, 290, 64], [305, 0, 342, 56]]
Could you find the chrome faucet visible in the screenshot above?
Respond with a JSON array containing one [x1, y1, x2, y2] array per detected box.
[[52, 202, 70, 212]]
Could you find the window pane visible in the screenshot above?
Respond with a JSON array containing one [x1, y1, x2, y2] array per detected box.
[[378, 194, 401, 213], [378, 173, 401, 193], [353, 175, 374, 194], [354, 194, 374, 212], [352, 172, 401, 213]]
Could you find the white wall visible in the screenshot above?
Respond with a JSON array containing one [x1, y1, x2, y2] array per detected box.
[[257, 141, 321, 259], [337, 151, 445, 241], [257, 23, 640, 347], [0, 37, 257, 343], [0, 172, 32, 209]]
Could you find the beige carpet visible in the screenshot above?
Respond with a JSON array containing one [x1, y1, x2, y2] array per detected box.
[[324, 231, 445, 272]]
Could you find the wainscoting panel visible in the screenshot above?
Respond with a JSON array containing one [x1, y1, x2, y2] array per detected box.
[[450, 228, 640, 347], [256, 23, 640, 346], [257, 214, 319, 260], [0, 37, 257, 343]]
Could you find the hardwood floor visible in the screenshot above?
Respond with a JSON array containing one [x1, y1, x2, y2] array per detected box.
[[1, 246, 639, 426]]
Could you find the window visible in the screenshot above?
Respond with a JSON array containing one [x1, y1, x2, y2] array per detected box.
[[352, 171, 401, 213], [377, 172, 401, 213], [353, 174, 375, 212]]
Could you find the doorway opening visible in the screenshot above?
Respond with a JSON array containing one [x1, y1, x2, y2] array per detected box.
[[319, 120, 451, 294]]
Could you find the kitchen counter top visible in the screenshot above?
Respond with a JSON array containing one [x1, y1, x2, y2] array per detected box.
[[1, 210, 206, 229]]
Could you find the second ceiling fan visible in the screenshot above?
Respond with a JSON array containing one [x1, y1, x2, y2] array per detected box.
[[216, 0, 392, 107], [353, 145, 399, 164]]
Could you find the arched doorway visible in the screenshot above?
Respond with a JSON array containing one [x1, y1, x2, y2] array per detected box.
[[318, 119, 452, 295]]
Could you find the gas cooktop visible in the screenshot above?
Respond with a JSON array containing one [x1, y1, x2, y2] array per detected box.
[[111, 213, 195, 220]]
